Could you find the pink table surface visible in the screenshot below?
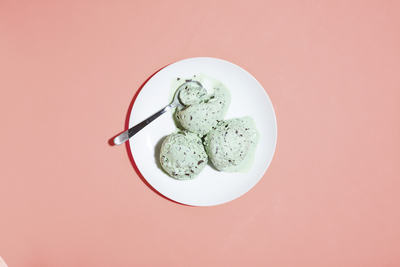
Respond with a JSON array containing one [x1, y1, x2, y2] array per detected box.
[[1, 1, 399, 266]]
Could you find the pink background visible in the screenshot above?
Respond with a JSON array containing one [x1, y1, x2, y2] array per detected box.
[[1, 1, 400, 266]]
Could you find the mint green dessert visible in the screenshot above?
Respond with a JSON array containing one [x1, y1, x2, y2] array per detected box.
[[175, 75, 231, 136], [178, 82, 208, 105], [204, 117, 259, 173], [160, 131, 208, 180]]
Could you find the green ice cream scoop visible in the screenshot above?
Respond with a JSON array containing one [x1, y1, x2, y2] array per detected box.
[[204, 117, 259, 173], [160, 131, 208, 180], [175, 80, 231, 136]]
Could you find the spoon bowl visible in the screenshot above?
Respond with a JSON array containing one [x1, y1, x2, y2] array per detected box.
[[113, 80, 203, 145]]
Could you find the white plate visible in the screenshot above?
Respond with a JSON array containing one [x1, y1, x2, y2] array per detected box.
[[129, 57, 277, 206]]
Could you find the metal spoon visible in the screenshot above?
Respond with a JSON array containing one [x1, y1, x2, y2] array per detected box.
[[113, 80, 203, 145]]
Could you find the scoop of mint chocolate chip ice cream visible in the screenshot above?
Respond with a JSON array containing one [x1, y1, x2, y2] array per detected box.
[[175, 77, 231, 136], [204, 117, 259, 172], [160, 131, 208, 180]]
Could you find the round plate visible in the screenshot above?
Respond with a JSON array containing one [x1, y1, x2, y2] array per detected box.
[[129, 57, 277, 206]]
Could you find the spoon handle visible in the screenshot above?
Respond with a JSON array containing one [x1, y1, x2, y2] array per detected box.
[[113, 104, 174, 145]]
